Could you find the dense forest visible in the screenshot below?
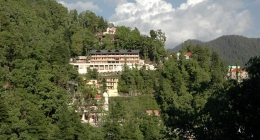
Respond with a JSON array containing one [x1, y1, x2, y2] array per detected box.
[[169, 35, 260, 67], [1, 0, 260, 139]]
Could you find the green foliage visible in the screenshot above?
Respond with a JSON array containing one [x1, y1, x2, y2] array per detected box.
[[155, 44, 228, 138], [115, 26, 131, 49], [162, 43, 260, 139], [197, 80, 240, 139], [97, 16, 107, 32], [150, 30, 157, 39], [108, 95, 166, 139], [0, 0, 166, 139], [84, 124, 104, 140], [129, 27, 141, 49], [102, 34, 115, 50], [101, 78, 107, 93], [139, 115, 165, 140], [86, 67, 98, 79], [121, 121, 144, 140], [246, 56, 260, 78], [0, 0, 88, 139], [199, 57, 260, 139], [170, 35, 260, 67], [109, 95, 159, 119], [102, 121, 123, 140], [55, 104, 87, 140], [118, 64, 157, 95], [0, 99, 9, 125], [3, 0, 260, 139]]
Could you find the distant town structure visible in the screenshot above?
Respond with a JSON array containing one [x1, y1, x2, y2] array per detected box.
[[169, 52, 192, 59], [70, 50, 155, 74], [103, 27, 116, 35], [146, 110, 160, 117], [79, 92, 108, 126], [70, 49, 156, 98], [85, 78, 119, 97], [70, 48, 158, 124], [227, 66, 249, 82], [99, 77, 119, 97], [97, 27, 117, 43], [103, 92, 109, 111]]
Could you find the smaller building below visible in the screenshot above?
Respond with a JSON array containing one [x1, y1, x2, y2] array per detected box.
[[227, 66, 249, 82]]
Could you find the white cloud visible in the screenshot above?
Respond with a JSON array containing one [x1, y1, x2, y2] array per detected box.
[[215, 0, 244, 10], [104, 0, 127, 5], [179, 0, 206, 10], [109, 0, 252, 48], [58, 1, 101, 13]]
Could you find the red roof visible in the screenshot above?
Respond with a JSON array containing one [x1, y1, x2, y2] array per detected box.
[[231, 68, 246, 72], [186, 52, 192, 56], [94, 94, 101, 99]]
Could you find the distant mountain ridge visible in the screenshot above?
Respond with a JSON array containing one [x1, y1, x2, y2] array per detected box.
[[168, 35, 260, 67]]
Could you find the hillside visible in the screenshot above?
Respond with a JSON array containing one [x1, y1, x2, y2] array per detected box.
[[168, 35, 260, 67], [1, 0, 260, 139], [168, 39, 204, 52], [0, 0, 167, 139]]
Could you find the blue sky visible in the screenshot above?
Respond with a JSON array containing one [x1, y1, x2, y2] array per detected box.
[[58, 0, 260, 48]]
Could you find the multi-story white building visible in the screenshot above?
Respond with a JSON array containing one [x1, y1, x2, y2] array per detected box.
[[70, 50, 155, 98], [70, 50, 155, 74]]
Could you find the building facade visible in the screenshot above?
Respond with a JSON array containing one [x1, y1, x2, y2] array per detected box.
[[70, 50, 154, 74], [85, 78, 119, 97], [227, 66, 249, 82], [80, 92, 108, 126], [97, 27, 117, 43], [70, 50, 156, 98], [98, 77, 119, 97], [169, 52, 193, 60]]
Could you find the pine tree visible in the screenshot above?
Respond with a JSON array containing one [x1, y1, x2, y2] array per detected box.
[[0, 99, 8, 125]]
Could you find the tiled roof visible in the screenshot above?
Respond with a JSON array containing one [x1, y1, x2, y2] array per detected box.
[[170, 52, 192, 56], [231, 68, 247, 72], [90, 50, 139, 54], [94, 94, 101, 99], [186, 52, 192, 56]]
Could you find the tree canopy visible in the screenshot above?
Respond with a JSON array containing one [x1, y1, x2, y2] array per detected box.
[[1, 0, 260, 139]]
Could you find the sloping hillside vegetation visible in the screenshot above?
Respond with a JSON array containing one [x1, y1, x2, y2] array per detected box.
[[169, 35, 260, 66], [1, 0, 260, 139], [0, 0, 167, 139]]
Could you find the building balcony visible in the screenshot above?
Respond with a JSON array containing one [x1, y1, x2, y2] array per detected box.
[[91, 55, 139, 57], [91, 59, 139, 61]]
